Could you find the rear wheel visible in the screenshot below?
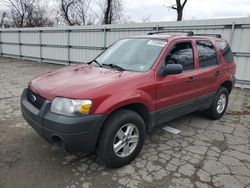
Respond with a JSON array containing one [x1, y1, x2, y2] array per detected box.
[[96, 109, 146, 168], [206, 87, 229, 120]]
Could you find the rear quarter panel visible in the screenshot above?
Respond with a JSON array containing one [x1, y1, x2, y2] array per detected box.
[[213, 39, 237, 86]]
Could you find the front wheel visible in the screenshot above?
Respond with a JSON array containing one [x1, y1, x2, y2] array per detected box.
[[96, 109, 146, 168], [206, 87, 229, 120]]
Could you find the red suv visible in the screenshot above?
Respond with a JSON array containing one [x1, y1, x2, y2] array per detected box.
[[21, 31, 236, 168]]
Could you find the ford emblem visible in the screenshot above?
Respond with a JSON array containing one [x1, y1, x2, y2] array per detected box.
[[30, 95, 37, 102]]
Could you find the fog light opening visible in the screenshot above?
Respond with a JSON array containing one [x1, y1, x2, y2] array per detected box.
[[51, 135, 65, 149]]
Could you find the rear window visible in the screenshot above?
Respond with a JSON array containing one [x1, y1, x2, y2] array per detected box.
[[215, 41, 234, 63], [196, 40, 218, 68]]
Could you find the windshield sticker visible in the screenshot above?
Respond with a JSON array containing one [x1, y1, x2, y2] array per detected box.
[[147, 40, 167, 47]]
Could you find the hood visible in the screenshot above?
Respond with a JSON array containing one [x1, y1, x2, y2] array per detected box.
[[29, 64, 141, 100]]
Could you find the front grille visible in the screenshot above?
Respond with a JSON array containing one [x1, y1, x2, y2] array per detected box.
[[27, 89, 46, 109]]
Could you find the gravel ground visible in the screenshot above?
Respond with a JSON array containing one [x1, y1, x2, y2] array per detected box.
[[0, 57, 250, 188]]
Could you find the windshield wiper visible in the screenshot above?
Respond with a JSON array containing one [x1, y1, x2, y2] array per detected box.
[[88, 59, 102, 67], [102, 63, 125, 71]]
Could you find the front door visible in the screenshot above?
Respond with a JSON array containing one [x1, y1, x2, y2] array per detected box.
[[155, 40, 199, 125]]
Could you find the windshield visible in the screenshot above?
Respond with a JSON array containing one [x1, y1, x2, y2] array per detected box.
[[96, 38, 167, 72]]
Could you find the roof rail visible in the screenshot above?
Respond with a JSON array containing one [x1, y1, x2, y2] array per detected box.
[[147, 30, 222, 38], [147, 30, 194, 36], [190, 33, 222, 38]]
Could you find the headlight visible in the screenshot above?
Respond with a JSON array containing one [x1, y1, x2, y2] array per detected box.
[[51, 97, 92, 116]]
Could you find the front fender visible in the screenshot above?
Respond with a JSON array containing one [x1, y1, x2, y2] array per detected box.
[[92, 90, 155, 115]]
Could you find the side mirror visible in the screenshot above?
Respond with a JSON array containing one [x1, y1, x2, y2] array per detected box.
[[160, 64, 183, 76]]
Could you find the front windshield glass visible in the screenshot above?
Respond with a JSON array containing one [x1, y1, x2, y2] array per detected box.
[[96, 38, 167, 72]]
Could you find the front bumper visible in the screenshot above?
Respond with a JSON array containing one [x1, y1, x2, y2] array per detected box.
[[21, 89, 107, 152]]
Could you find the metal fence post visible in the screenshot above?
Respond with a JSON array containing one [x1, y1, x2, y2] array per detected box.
[[103, 28, 107, 49], [67, 29, 70, 65], [18, 30, 22, 58], [156, 25, 159, 31], [229, 22, 235, 46], [0, 31, 2, 56], [39, 30, 42, 62]]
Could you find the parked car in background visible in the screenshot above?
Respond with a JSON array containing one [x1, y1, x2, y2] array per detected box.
[[21, 31, 236, 168]]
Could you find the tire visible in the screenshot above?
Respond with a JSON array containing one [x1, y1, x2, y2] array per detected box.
[[96, 109, 146, 168], [206, 87, 229, 120]]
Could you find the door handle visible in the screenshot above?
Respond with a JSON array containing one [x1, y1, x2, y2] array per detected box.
[[214, 71, 221, 77], [187, 76, 196, 83]]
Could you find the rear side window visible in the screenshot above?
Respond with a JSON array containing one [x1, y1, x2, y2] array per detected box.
[[215, 41, 234, 63], [196, 40, 218, 68], [165, 42, 194, 71]]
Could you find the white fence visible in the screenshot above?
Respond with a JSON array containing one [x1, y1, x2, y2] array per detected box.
[[0, 17, 250, 88]]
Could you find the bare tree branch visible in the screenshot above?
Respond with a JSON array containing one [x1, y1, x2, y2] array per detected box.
[[6, 0, 35, 27], [60, 0, 75, 25], [59, 0, 92, 26], [182, 0, 188, 9], [98, 0, 126, 24], [74, 0, 90, 25], [0, 12, 7, 27], [103, 0, 112, 24], [5, 0, 54, 27], [165, 0, 188, 21]]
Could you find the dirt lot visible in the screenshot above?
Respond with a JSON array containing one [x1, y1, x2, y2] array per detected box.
[[0, 57, 250, 188]]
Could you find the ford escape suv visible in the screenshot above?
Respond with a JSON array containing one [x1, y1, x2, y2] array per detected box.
[[21, 31, 236, 168]]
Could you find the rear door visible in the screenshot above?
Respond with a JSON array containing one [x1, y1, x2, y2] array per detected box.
[[194, 40, 222, 106], [155, 40, 200, 124]]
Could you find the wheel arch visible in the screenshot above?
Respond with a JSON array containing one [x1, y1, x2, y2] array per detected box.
[[221, 80, 233, 94], [103, 102, 152, 133]]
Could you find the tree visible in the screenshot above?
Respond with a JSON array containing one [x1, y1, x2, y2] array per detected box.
[[6, 0, 35, 27], [5, 0, 54, 27], [98, 0, 125, 24], [59, 0, 91, 26], [166, 0, 188, 21], [26, 5, 54, 27], [103, 0, 112, 24], [60, 0, 76, 26], [0, 11, 7, 27]]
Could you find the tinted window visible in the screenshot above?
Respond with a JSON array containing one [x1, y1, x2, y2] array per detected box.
[[196, 40, 218, 68], [215, 41, 234, 63], [165, 42, 194, 71]]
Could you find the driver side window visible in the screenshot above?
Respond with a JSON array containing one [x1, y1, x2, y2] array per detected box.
[[165, 42, 194, 71]]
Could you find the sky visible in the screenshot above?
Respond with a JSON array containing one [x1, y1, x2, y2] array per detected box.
[[0, 0, 250, 23], [123, 0, 250, 22]]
